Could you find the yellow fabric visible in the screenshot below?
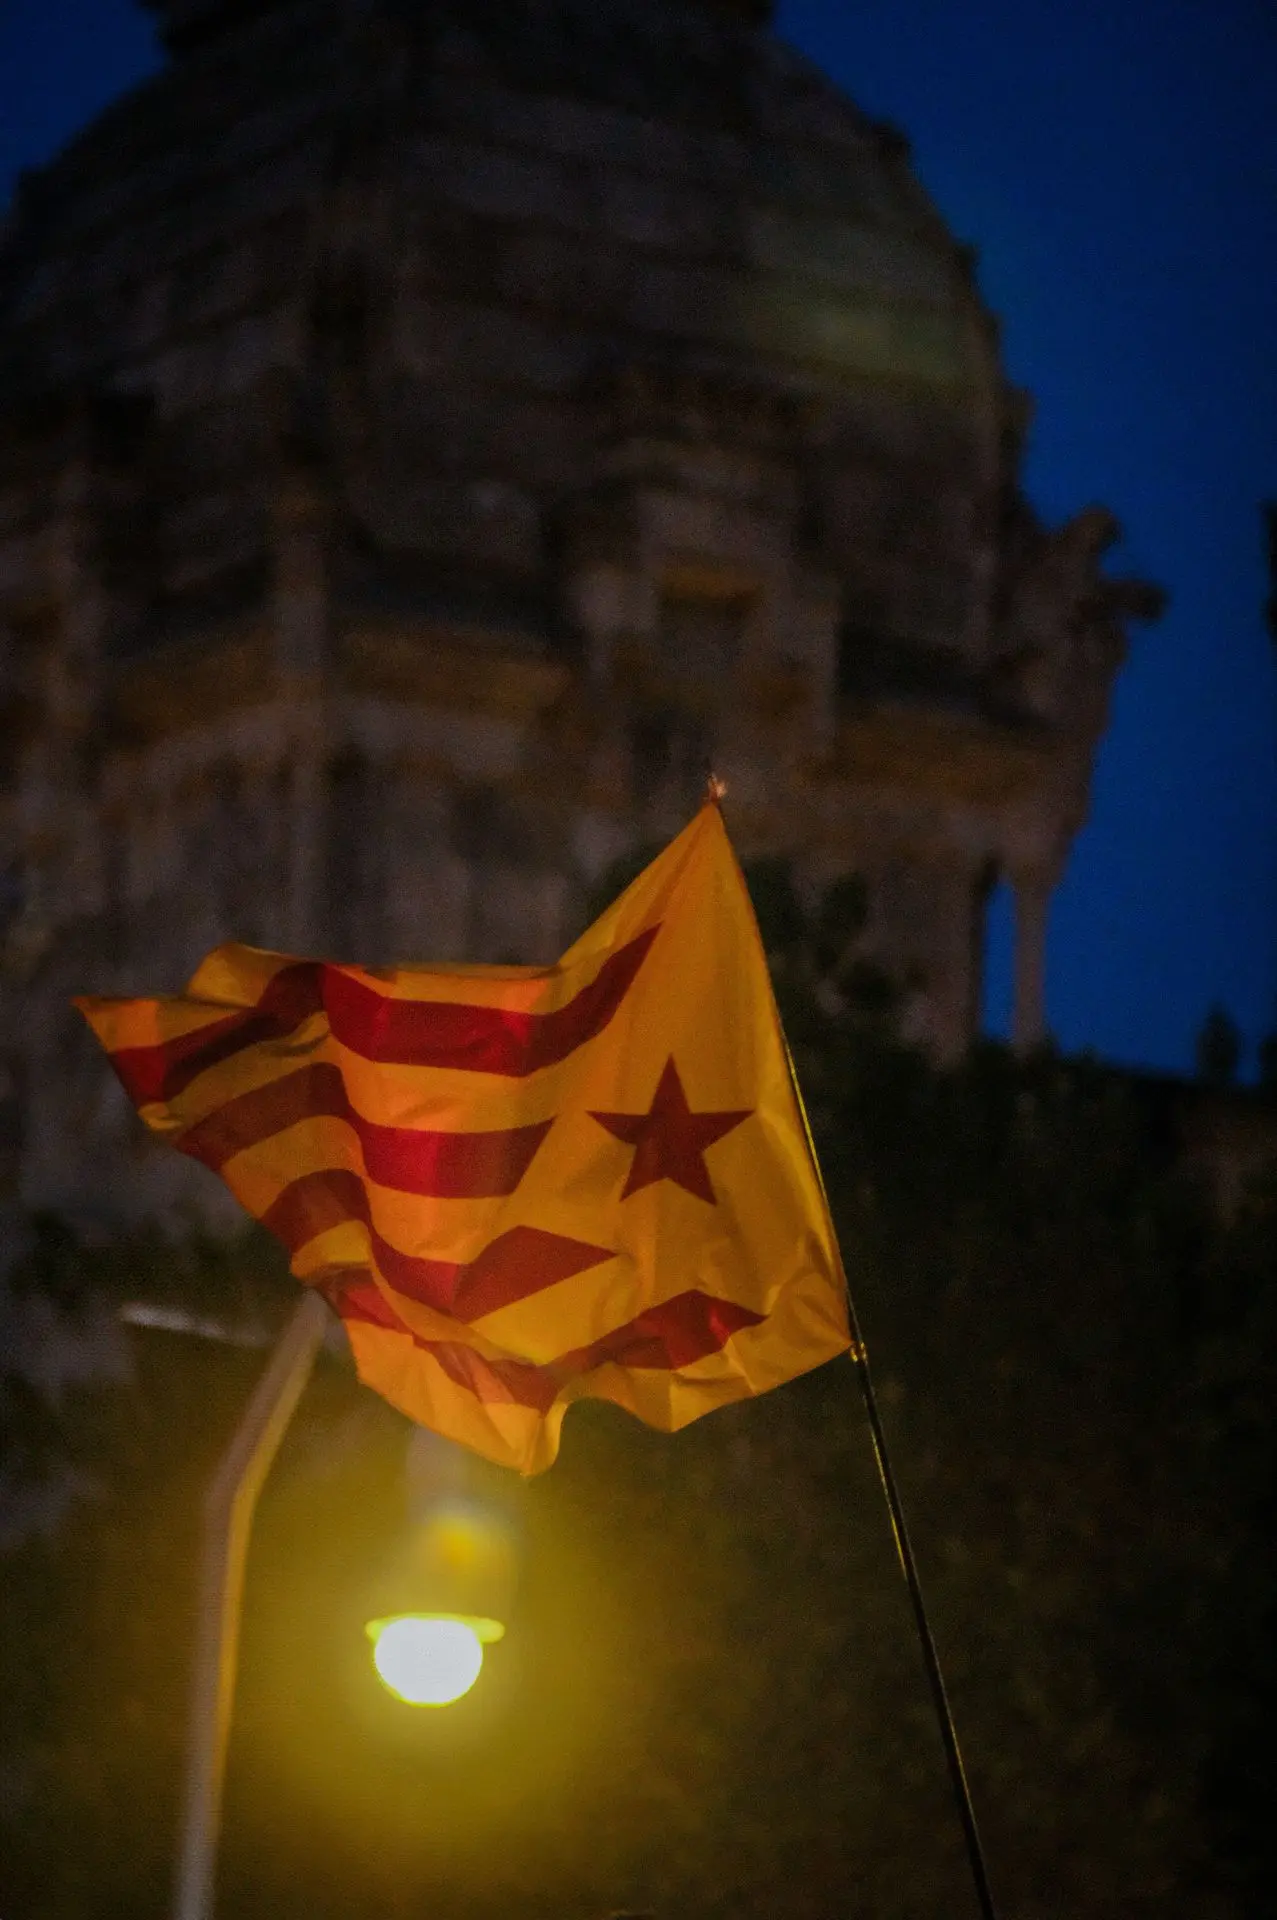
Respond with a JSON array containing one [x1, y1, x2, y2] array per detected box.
[[77, 803, 850, 1472]]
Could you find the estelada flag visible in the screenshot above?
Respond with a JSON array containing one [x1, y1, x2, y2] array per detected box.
[[76, 801, 850, 1472]]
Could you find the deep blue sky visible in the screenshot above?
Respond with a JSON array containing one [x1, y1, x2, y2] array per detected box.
[[2, 0, 1274, 1075]]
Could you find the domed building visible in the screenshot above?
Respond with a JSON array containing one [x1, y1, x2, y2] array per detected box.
[[0, 0, 1158, 1214]]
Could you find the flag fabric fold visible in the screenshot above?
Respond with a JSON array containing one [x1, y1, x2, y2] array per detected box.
[[76, 802, 850, 1472]]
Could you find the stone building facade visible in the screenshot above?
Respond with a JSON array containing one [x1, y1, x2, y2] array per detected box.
[[0, 0, 1160, 1218]]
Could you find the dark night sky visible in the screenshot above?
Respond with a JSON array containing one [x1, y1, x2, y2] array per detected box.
[[2, 0, 1275, 1076]]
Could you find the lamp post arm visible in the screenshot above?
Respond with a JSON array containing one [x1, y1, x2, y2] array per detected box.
[[172, 1288, 330, 1920]]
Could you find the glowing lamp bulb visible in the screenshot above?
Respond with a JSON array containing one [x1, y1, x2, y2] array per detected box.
[[368, 1615, 485, 1707]]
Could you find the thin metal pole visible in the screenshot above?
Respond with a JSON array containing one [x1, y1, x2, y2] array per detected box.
[[842, 1312, 999, 1920], [781, 1038, 1000, 1920], [172, 1289, 330, 1920]]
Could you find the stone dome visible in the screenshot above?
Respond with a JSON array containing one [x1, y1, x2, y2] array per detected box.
[[0, 0, 1001, 493], [0, 0, 1015, 733], [0, 0, 1159, 1213]]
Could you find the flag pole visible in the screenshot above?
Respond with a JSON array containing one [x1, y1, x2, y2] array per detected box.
[[840, 1299, 1000, 1920], [775, 1002, 1000, 1920], [709, 770, 998, 1912], [172, 1289, 330, 1920]]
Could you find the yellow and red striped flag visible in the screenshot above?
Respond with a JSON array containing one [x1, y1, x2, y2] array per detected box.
[[76, 802, 850, 1472]]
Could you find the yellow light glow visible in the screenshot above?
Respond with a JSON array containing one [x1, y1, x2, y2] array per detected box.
[[367, 1615, 486, 1707]]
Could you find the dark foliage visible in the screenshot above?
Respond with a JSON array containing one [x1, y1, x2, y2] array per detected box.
[[1196, 1006, 1243, 1089]]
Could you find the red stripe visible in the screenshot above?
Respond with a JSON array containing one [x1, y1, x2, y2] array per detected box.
[[263, 1167, 371, 1261], [319, 927, 659, 1074], [261, 1170, 613, 1317], [334, 1278, 765, 1414], [328, 1280, 559, 1412], [175, 1062, 552, 1198], [429, 1340, 561, 1415], [444, 1221, 615, 1319], [107, 927, 658, 1102], [560, 1291, 764, 1374], [110, 963, 322, 1106]]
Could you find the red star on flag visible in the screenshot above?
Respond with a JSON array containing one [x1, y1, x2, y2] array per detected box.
[[590, 1057, 753, 1204]]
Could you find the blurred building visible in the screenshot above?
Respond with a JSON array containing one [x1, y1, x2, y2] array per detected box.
[[0, 0, 1160, 1215]]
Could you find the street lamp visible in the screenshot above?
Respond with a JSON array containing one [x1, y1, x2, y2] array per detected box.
[[367, 1614, 500, 1706], [364, 1497, 516, 1708], [171, 1296, 517, 1920]]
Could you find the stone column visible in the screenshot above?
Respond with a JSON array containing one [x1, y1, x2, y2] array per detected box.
[[933, 859, 989, 1065], [1011, 869, 1054, 1054], [17, 457, 111, 1207], [270, 468, 329, 952], [564, 561, 643, 839], [567, 562, 632, 687], [27, 457, 104, 921], [281, 731, 326, 954], [272, 467, 328, 680], [894, 854, 987, 1066]]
